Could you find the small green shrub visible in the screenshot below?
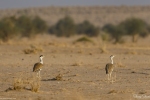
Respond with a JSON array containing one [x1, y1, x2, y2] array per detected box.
[[73, 36, 94, 44]]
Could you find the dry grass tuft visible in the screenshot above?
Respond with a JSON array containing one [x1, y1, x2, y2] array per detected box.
[[13, 78, 24, 90], [108, 89, 118, 94], [30, 80, 41, 92], [11, 75, 41, 92], [55, 74, 63, 81], [98, 37, 108, 53], [116, 62, 126, 68], [23, 45, 43, 54], [125, 50, 138, 55], [100, 44, 108, 53]]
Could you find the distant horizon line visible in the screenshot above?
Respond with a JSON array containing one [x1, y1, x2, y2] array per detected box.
[[0, 4, 150, 10]]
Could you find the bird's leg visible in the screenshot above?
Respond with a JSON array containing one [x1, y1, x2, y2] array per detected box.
[[39, 71, 41, 78], [107, 74, 110, 80], [110, 72, 115, 83], [110, 72, 112, 80], [37, 72, 39, 77]]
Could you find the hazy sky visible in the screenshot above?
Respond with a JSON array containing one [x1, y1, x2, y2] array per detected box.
[[0, 0, 150, 9]]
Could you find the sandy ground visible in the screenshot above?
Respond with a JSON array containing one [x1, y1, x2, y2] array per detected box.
[[0, 35, 150, 100]]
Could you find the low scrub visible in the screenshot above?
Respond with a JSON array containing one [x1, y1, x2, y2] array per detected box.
[[73, 36, 95, 44], [23, 45, 43, 54], [7, 76, 41, 92]]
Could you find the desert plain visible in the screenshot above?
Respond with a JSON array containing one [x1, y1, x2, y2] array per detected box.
[[0, 34, 150, 100]]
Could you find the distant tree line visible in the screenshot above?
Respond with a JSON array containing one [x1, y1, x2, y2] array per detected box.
[[102, 17, 150, 43], [0, 15, 47, 42], [0, 15, 150, 43], [48, 16, 100, 37]]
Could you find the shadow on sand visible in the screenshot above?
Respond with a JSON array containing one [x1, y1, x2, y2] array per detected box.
[[41, 78, 59, 81]]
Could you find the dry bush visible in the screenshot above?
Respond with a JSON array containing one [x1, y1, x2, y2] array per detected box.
[[30, 80, 41, 92], [55, 74, 63, 81], [51, 74, 63, 81], [100, 44, 108, 53], [98, 41, 108, 53], [13, 78, 24, 90], [12, 75, 41, 92], [23, 45, 43, 54], [97, 35, 108, 53]]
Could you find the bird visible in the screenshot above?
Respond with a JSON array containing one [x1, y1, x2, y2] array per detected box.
[[105, 55, 115, 80], [33, 55, 44, 78]]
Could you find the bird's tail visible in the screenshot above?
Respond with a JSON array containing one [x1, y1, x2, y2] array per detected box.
[[105, 65, 108, 74], [106, 69, 108, 74]]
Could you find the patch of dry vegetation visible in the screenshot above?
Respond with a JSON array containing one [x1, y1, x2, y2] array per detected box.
[[55, 74, 63, 81], [98, 39, 108, 53], [13, 78, 24, 90], [51, 74, 63, 81], [125, 50, 138, 55], [6, 75, 41, 92], [99, 44, 108, 53], [30, 80, 41, 92], [108, 89, 118, 94], [116, 62, 126, 68], [71, 62, 82, 66], [23, 45, 43, 54]]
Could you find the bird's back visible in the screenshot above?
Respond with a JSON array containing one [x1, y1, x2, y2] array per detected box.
[[33, 63, 43, 72], [105, 63, 114, 74]]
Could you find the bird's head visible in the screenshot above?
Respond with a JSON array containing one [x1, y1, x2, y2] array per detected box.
[[40, 55, 44, 59], [110, 55, 115, 58]]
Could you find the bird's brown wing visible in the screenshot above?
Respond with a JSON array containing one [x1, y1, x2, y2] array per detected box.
[[33, 63, 43, 72], [105, 63, 113, 74]]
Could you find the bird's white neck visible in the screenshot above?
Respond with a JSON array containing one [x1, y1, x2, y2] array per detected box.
[[40, 58, 43, 64], [110, 57, 114, 64]]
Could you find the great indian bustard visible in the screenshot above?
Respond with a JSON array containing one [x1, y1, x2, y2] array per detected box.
[[105, 55, 115, 80], [33, 55, 44, 78]]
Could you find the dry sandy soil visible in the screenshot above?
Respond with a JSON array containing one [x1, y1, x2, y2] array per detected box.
[[0, 34, 150, 100]]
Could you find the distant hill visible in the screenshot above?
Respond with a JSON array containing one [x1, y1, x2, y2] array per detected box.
[[1, 6, 150, 27]]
